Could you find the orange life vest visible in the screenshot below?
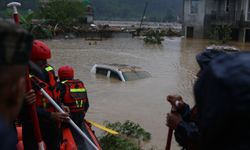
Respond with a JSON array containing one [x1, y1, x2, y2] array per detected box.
[[29, 65, 59, 112], [61, 80, 88, 113], [42, 64, 60, 101], [30, 75, 56, 112]]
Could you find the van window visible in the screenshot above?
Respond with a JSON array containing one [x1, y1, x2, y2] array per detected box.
[[110, 70, 122, 81], [122, 71, 151, 81], [96, 67, 108, 76]]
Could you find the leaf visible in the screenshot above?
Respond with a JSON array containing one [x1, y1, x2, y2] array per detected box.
[[20, 15, 28, 24], [26, 11, 35, 23]]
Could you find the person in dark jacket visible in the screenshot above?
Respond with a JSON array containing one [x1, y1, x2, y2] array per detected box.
[[0, 22, 33, 150], [194, 52, 250, 150], [166, 46, 240, 150], [166, 95, 199, 150]]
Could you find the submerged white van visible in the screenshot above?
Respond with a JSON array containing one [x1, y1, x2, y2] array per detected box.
[[91, 64, 151, 82]]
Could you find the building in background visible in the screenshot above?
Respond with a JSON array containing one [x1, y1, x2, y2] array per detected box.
[[183, 0, 250, 42], [85, 4, 94, 24], [81, 0, 94, 24]]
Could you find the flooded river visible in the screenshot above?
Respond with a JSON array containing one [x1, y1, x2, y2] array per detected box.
[[45, 37, 250, 149]]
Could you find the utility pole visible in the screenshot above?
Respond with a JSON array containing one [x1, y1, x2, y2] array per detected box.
[[139, 1, 148, 29]]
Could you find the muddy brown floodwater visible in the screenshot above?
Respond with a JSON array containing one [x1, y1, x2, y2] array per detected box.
[[44, 37, 250, 149]]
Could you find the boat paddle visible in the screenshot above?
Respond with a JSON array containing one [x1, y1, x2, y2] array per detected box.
[[7, 2, 21, 24], [166, 113, 173, 150], [166, 97, 180, 150]]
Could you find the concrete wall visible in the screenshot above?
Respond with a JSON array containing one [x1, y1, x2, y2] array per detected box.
[[205, 0, 241, 16], [240, 0, 250, 42], [205, 0, 219, 14], [243, 0, 249, 21], [183, 0, 250, 42], [183, 0, 206, 38]]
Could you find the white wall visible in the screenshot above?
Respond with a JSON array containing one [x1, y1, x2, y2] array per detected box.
[[183, 0, 206, 38]]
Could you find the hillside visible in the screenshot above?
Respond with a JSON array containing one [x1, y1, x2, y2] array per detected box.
[[0, 0, 183, 22], [92, 0, 183, 22]]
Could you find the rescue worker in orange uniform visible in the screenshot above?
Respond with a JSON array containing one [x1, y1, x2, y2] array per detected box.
[[21, 40, 69, 150], [57, 65, 89, 148]]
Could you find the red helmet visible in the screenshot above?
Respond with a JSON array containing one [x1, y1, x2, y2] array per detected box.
[[58, 65, 74, 80], [31, 40, 51, 61]]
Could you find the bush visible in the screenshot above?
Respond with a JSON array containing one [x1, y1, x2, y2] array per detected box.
[[143, 29, 164, 44], [40, 0, 86, 26], [20, 10, 52, 39], [209, 25, 232, 44], [99, 120, 151, 150]]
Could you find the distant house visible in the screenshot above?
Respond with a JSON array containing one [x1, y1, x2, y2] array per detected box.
[[85, 5, 94, 24], [183, 0, 250, 42]]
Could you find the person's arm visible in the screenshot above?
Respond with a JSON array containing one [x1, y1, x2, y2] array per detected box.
[[167, 95, 192, 121], [178, 103, 192, 122], [174, 121, 200, 149]]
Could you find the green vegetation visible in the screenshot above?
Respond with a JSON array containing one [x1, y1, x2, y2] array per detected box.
[[2, 0, 88, 38], [209, 25, 232, 44], [99, 120, 151, 150], [40, 0, 86, 26], [20, 10, 52, 39], [144, 30, 164, 44]]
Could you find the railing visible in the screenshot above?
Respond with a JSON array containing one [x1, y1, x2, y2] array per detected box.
[[205, 11, 243, 25]]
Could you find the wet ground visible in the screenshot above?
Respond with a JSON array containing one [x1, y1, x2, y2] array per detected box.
[[45, 37, 250, 149]]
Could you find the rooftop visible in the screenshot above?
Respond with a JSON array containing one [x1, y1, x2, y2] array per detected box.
[[95, 64, 144, 72]]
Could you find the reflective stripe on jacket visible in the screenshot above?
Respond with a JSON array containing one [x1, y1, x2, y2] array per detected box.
[[42, 64, 60, 101]]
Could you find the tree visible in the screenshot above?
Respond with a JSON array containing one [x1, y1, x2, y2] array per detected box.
[[209, 25, 232, 44], [40, 0, 86, 26], [20, 10, 52, 39]]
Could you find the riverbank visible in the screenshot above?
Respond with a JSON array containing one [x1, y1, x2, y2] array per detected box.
[[52, 21, 182, 40], [62, 21, 182, 39], [10, 18, 182, 40]]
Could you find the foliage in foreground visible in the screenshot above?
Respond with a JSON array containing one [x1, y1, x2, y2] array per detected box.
[[20, 10, 52, 39], [99, 120, 151, 150]]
